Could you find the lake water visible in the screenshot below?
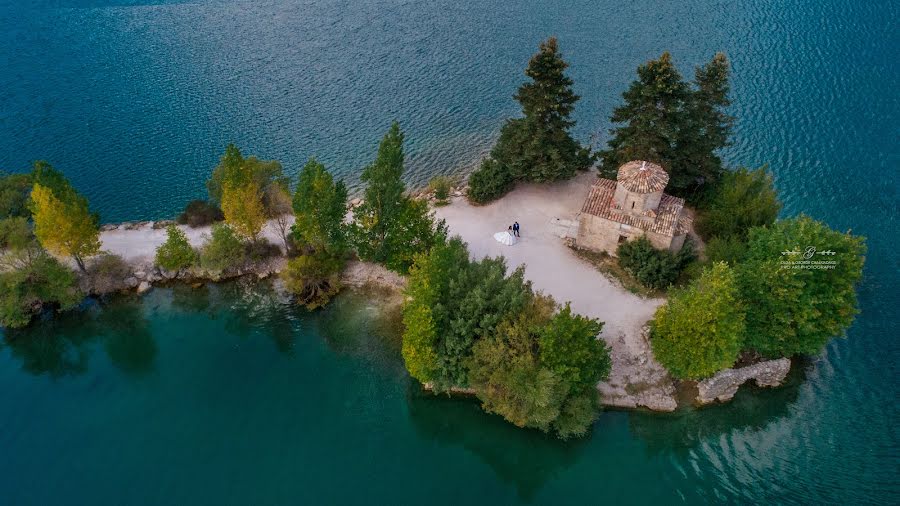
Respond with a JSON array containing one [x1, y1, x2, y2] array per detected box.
[[1, 0, 898, 504]]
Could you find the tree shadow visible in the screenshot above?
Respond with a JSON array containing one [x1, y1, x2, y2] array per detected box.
[[407, 386, 589, 501], [2, 295, 158, 378]]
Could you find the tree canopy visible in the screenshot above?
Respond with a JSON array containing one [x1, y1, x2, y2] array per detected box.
[[736, 215, 866, 357], [650, 262, 745, 380], [402, 236, 610, 438], [353, 122, 446, 272], [220, 180, 267, 242], [291, 158, 348, 254], [467, 37, 590, 203], [598, 52, 733, 199], [30, 181, 100, 272], [206, 144, 288, 208], [697, 166, 781, 241]]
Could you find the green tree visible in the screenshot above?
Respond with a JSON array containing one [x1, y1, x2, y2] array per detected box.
[[697, 166, 781, 240], [617, 236, 694, 290], [468, 37, 590, 202], [30, 181, 100, 272], [598, 52, 690, 182], [221, 180, 267, 242], [598, 53, 733, 198], [199, 223, 245, 274], [0, 171, 33, 219], [651, 262, 745, 379], [155, 225, 197, 276], [0, 254, 81, 329], [291, 158, 348, 253], [353, 122, 446, 272], [206, 144, 288, 207], [402, 237, 531, 390], [538, 303, 610, 394], [736, 215, 866, 357], [280, 252, 343, 310]]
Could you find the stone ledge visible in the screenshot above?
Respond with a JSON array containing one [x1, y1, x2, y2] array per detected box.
[[696, 358, 791, 405]]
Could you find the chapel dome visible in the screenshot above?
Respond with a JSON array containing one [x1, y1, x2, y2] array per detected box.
[[616, 160, 669, 193]]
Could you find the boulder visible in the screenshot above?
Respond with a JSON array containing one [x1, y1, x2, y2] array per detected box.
[[124, 276, 139, 288], [696, 358, 791, 405], [137, 281, 152, 294]]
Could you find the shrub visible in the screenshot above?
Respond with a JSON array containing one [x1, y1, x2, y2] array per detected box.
[[651, 262, 745, 380], [245, 238, 281, 262], [0, 254, 82, 329], [428, 175, 452, 203], [616, 237, 694, 290], [155, 225, 197, 275], [696, 167, 780, 240], [82, 253, 131, 295], [200, 224, 245, 274], [177, 200, 224, 228], [467, 158, 513, 204], [705, 235, 746, 265], [0, 171, 33, 219], [280, 252, 344, 309]]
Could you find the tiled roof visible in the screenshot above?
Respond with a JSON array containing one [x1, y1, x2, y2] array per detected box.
[[617, 160, 669, 193], [581, 178, 690, 237]]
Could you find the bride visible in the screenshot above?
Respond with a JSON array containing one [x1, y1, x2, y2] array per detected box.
[[493, 225, 517, 246]]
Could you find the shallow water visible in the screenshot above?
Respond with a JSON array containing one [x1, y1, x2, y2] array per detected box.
[[1, 0, 898, 504]]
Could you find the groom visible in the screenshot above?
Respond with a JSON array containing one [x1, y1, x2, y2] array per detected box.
[[513, 221, 520, 237]]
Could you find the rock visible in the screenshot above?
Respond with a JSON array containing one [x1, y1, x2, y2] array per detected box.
[[350, 198, 362, 208], [137, 281, 152, 294], [696, 358, 791, 405], [124, 276, 139, 288], [152, 220, 175, 230]]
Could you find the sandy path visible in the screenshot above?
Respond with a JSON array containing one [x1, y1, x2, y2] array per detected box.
[[434, 172, 677, 410]]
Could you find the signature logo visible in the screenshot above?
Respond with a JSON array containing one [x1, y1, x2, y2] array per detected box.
[[781, 246, 837, 257]]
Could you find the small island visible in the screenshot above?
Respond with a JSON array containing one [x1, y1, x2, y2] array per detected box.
[[0, 39, 865, 440]]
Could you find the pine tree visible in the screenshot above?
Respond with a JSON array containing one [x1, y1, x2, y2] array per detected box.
[[597, 52, 690, 181], [677, 53, 734, 196], [468, 37, 590, 202], [598, 52, 734, 200]]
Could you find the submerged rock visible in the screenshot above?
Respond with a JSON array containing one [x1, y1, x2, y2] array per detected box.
[[696, 358, 791, 405]]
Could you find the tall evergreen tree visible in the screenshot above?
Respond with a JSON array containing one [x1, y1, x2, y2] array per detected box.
[[677, 52, 734, 196], [598, 52, 733, 199], [597, 52, 690, 181], [468, 37, 590, 202]]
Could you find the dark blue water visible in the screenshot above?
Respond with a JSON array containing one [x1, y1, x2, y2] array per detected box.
[[1, 0, 898, 504]]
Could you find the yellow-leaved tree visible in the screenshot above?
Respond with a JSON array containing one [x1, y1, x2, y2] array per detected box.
[[220, 180, 266, 242], [31, 183, 100, 272]]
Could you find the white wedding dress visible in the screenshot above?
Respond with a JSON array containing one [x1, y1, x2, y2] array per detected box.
[[493, 230, 517, 246]]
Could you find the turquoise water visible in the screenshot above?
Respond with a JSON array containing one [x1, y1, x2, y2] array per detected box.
[[1, 0, 898, 504]]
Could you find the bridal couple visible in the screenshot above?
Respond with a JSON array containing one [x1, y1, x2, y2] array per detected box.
[[493, 221, 521, 246]]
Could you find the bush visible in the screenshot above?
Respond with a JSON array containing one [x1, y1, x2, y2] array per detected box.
[[696, 167, 780, 240], [155, 225, 197, 275], [82, 253, 131, 295], [245, 238, 281, 262], [467, 159, 513, 204], [705, 235, 746, 265], [177, 200, 224, 228], [651, 262, 745, 380], [616, 237, 694, 290], [0, 254, 82, 329], [199, 224, 245, 274], [428, 175, 452, 203], [280, 252, 344, 309], [0, 171, 33, 219]]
